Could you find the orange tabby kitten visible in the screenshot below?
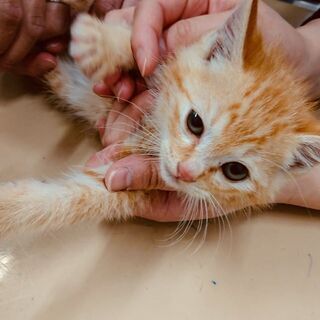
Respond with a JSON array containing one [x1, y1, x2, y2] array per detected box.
[[0, 0, 319, 236]]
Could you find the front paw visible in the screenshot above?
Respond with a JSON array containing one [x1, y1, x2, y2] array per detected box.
[[70, 14, 116, 81]]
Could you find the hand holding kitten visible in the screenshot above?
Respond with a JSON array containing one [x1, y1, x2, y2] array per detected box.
[[91, 0, 320, 221], [0, 0, 71, 77], [0, 0, 138, 77]]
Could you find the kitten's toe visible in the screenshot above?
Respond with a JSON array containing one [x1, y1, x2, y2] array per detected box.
[[70, 13, 133, 82], [70, 14, 116, 81]]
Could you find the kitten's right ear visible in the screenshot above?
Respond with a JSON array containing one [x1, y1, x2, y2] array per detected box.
[[204, 0, 263, 68], [289, 135, 320, 171]]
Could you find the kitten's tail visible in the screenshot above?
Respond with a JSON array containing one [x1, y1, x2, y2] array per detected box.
[[0, 166, 147, 237]]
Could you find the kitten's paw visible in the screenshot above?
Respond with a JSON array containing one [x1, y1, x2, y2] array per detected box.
[[70, 14, 108, 81], [70, 14, 134, 82]]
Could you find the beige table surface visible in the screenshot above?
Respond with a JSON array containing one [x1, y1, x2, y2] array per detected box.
[[1, 2, 320, 319]]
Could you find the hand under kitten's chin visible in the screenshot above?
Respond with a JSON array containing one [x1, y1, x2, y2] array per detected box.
[[160, 162, 180, 188], [160, 160, 207, 198]]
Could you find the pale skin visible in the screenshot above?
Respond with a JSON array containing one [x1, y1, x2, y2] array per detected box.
[[88, 0, 320, 221]]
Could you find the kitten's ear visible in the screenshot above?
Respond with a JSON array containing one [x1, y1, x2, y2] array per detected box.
[[206, 0, 263, 68], [289, 135, 320, 170]]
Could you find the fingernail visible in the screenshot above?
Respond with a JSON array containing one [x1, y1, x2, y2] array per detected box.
[[114, 81, 124, 101], [136, 48, 147, 77], [37, 58, 57, 76], [106, 167, 132, 191]]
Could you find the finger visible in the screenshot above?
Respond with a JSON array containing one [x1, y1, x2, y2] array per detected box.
[[103, 90, 153, 146], [43, 36, 68, 54], [208, 0, 238, 13], [86, 144, 123, 167], [163, 12, 232, 54], [103, 99, 128, 145], [42, 1, 70, 40], [137, 190, 218, 222], [136, 191, 186, 222], [132, 0, 208, 76], [93, 82, 113, 97], [104, 6, 134, 24], [13, 51, 56, 77], [122, 0, 139, 8], [113, 73, 135, 101], [93, 69, 121, 96], [92, 0, 123, 18], [0, 0, 46, 68], [105, 154, 169, 191], [0, 0, 23, 54], [95, 117, 107, 139]]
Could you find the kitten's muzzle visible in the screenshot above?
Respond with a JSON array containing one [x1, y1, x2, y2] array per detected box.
[[176, 161, 197, 183]]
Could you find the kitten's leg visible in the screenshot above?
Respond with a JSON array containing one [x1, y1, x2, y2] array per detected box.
[[45, 58, 112, 125], [70, 14, 134, 82], [0, 166, 150, 237], [45, 14, 134, 124]]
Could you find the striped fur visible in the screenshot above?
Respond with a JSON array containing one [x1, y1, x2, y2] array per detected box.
[[0, 0, 319, 237]]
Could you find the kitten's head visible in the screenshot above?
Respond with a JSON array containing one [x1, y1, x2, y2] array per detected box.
[[152, 0, 320, 214]]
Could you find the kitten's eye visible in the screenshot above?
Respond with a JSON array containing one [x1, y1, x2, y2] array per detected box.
[[221, 162, 249, 181], [186, 109, 204, 137]]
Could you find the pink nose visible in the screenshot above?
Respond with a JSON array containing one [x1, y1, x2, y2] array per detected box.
[[176, 162, 196, 182]]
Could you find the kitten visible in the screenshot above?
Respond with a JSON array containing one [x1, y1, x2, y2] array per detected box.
[[0, 0, 319, 237]]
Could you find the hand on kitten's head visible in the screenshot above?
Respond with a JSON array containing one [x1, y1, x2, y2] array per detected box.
[[93, 3, 232, 103], [87, 0, 320, 222], [87, 91, 212, 222], [95, 0, 313, 101]]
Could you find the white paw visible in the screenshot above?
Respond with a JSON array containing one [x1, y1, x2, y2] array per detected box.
[[70, 14, 109, 81]]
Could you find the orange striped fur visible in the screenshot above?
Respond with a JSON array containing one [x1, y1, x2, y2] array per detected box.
[[0, 0, 319, 237]]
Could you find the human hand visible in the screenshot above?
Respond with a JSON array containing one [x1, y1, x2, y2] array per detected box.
[[92, 1, 232, 101], [92, 0, 139, 18], [0, 0, 71, 77], [88, 1, 320, 221], [131, 0, 320, 98], [87, 91, 218, 222], [97, 0, 294, 99], [85, 2, 265, 222]]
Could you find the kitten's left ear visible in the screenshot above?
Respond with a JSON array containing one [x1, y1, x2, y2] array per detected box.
[[205, 0, 263, 68], [289, 135, 320, 170]]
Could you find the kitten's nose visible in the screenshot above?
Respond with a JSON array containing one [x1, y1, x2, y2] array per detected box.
[[176, 162, 196, 182]]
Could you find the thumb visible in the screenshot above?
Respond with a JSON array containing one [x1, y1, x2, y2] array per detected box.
[[163, 11, 232, 54], [105, 155, 171, 191]]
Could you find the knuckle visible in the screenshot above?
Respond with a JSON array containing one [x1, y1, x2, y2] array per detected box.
[[27, 15, 45, 38], [0, 1, 22, 25], [175, 20, 193, 42], [146, 163, 160, 189]]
